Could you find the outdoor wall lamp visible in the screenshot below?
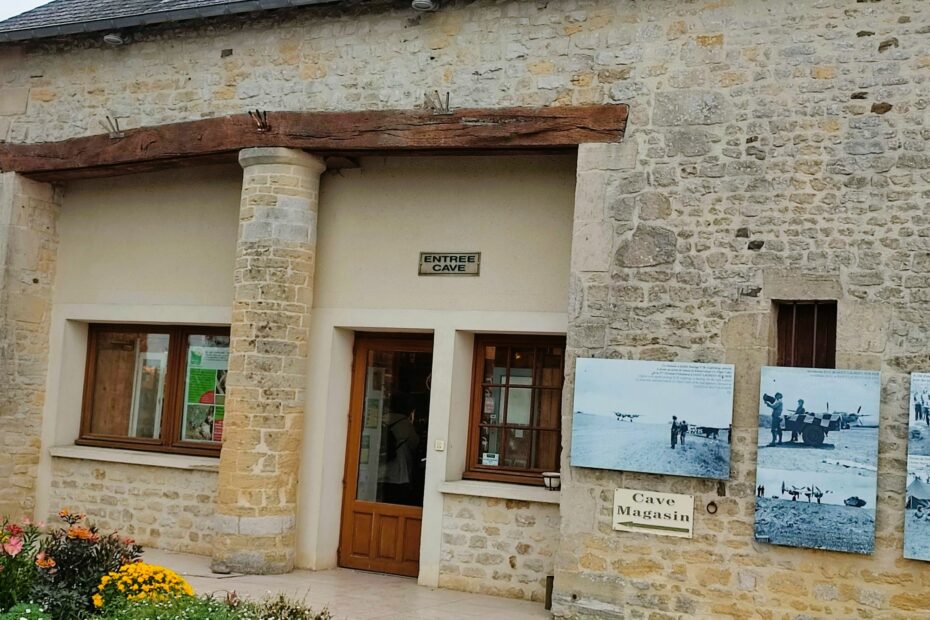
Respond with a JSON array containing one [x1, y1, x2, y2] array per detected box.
[[542, 472, 561, 491]]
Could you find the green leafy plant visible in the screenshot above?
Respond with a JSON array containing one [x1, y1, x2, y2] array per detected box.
[[231, 593, 332, 620], [0, 602, 52, 620], [95, 593, 332, 620], [30, 510, 142, 620], [96, 596, 238, 620], [0, 517, 42, 611]]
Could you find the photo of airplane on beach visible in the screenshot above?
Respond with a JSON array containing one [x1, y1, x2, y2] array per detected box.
[[754, 366, 881, 555], [571, 358, 735, 480]]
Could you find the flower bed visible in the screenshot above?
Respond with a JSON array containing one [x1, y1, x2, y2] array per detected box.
[[0, 509, 331, 620]]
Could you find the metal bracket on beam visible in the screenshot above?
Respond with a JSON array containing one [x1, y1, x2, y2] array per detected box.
[[101, 116, 125, 140], [249, 110, 271, 133]]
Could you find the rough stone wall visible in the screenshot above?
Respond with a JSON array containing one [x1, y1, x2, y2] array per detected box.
[[439, 494, 559, 602], [556, 8, 930, 611], [0, 1, 910, 146], [0, 0, 928, 615], [48, 458, 218, 556], [0, 173, 59, 518]]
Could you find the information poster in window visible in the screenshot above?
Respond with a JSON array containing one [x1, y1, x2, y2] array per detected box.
[[753, 366, 880, 555], [182, 347, 229, 442], [571, 358, 735, 480], [905, 373, 930, 561]]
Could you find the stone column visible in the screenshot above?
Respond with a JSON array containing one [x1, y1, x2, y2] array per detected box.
[[0, 172, 60, 518], [212, 148, 325, 574]]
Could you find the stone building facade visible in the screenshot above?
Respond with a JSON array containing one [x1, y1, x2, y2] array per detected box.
[[1, 0, 929, 617]]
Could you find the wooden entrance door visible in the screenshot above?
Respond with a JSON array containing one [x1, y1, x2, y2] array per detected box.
[[339, 335, 432, 577]]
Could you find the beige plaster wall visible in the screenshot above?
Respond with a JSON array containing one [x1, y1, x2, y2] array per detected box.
[[299, 154, 574, 585], [55, 165, 241, 308], [314, 155, 575, 313], [37, 166, 240, 554]]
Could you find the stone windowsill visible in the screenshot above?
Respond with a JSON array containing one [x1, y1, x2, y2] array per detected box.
[[438, 479, 560, 505], [48, 445, 219, 473]]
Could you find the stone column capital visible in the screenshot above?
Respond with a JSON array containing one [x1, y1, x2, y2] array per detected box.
[[238, 147, 326, 175]]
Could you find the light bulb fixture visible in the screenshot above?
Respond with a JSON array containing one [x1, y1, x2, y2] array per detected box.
[[542, 472, 561, 491], [103, 33, 125, 46], [411, 0, 440, 11]]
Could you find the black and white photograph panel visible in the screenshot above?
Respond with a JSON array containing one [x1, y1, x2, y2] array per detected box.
[[570, 358, 735, 480], [908, 373, 930, 457], [754, 366, 881, 554], [905, 455, 930, 561], [754, 467, 877, 555]]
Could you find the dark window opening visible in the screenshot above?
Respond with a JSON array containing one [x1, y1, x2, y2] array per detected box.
[[776, 301, 837, 369]]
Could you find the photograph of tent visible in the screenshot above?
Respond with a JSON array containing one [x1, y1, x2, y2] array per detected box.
[[905, 456, 930, 561]]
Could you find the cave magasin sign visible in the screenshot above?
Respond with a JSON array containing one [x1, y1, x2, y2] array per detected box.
[[613, 489, 694, 539], [418, 252, 480, 276]]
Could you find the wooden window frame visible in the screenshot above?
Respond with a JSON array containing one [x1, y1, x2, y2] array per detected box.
[[77, 323, 230, 457], [464, 334, 565, 486], [776, 301, 837, 369]]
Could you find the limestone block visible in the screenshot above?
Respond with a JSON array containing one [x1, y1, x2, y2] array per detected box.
[[763, 269, 843, 301], [614, 226, 677, 268], [577, 141, 638, 172], [0, 87, 28, 116], [837, 301, 891, 354], [665, 128, 716, 157], [652, 90, 732, 126], [572, 222, 612, 273]]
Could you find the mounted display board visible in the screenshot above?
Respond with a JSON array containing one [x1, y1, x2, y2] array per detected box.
[[753, 366, 881, 555], [905, 372, 930, 561], [613, 489, 694, 539], [418, 252, 480, 276], [571, 359, 735, 480]]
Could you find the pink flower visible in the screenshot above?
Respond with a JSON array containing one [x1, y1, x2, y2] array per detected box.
[[2, 536, 23, 557]]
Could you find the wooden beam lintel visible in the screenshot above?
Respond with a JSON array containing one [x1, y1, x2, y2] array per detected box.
[[0, 105, 628, 182]]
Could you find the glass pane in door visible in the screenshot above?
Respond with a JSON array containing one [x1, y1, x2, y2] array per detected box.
[[355, 349, 432, 507]]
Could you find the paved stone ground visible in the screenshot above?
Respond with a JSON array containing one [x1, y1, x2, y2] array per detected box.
[[145, 549, 550, 620]]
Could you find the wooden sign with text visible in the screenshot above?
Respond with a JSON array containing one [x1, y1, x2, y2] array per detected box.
[[613, 489, 694, 539]]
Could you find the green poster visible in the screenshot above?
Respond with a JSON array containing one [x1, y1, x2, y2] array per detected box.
[[186, 368, 216, 404]]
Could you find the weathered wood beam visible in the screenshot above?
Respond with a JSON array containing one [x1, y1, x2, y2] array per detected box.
[[0, 105, 628, 182]]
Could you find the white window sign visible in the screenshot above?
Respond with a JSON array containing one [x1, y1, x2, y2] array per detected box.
[[613, 488, 694, 539]]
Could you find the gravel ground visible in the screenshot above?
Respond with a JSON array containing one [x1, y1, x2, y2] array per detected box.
[[755, 497, 875, 554], [905, 509, 930, 561]]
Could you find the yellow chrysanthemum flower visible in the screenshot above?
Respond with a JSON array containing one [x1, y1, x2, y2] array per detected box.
[[94, 562, 194, 611]]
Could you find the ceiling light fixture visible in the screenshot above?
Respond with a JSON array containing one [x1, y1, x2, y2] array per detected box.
[[411, 0, 440, 11], [103, 33, 125, 46]]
